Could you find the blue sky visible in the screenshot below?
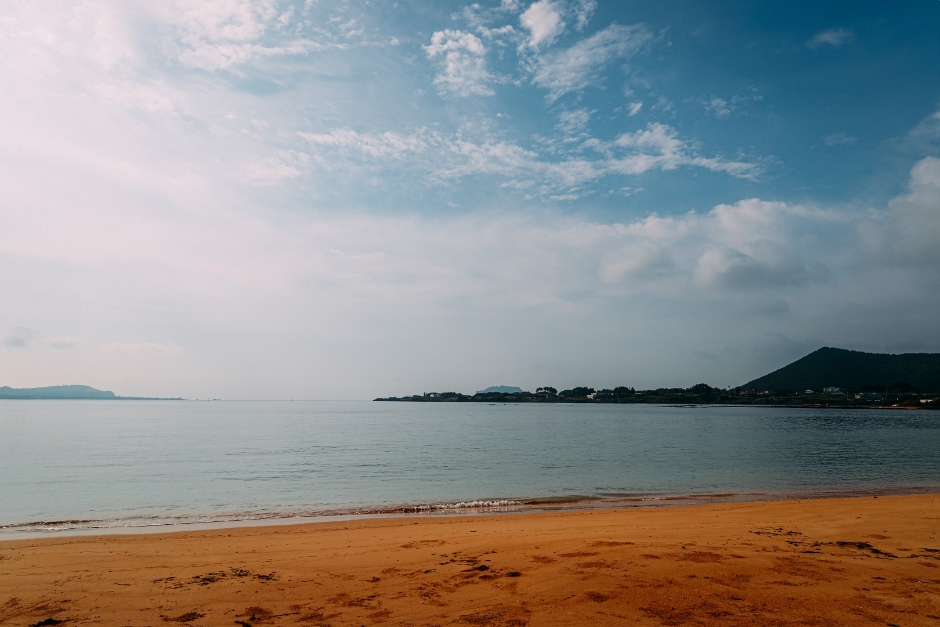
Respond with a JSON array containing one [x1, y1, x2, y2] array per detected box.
[[1, 0, 938, 398]]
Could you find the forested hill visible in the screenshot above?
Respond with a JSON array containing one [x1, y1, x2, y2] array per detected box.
[[0, 385, 117, 399], [0, 385, 182, 400], [743, 347, 940, 392]]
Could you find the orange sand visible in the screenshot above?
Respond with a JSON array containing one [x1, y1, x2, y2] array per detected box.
[[2, 495, 939, 626]]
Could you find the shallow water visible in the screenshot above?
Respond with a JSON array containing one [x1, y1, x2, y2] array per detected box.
[[1, 401, 938, 536]]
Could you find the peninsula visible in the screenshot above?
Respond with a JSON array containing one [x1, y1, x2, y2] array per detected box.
[[0, 385, 182, 400], [376, 347, 940, 408]]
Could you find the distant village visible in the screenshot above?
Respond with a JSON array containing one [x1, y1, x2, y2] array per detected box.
[[375, 383, 938, 408], [378, 347, 940, 408]]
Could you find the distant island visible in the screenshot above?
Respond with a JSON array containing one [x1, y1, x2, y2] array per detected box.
[[0, 385, 182, 400], [477, 385, 525, 394], [375, 347, 940, 408]]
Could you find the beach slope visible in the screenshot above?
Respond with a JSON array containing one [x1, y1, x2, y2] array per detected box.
[[2, 495, 939, 626]]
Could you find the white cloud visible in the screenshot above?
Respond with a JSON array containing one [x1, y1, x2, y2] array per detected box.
[[628, 101, 642, 116], [425, 29, 494, 96], [159, 0, 325, 70], [276, 7, 294, 28], [808, 28, 854, 49], [823, 132, 857, 146], [297, 122, 760, 197], [176, 38, 324, 71], [2, 1, 937, 395], [704, 96, 731, 118], [614, 123, 683, 158], [248, 150, 310, 184], [608, 123, 761, 180], [3, 148, 937, 394], [520, 0, 564, 49], [860, 156, 940, 266], [531, 23, 654, 102], [478, 24, 518, 40], [598, 241, 672, 282], [573, 0, 597, 31], [555, 107, 592, 135], [693, 242, 825, 289], [298, 129, 432, 157]]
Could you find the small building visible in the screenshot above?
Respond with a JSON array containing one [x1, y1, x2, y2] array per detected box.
[[823, 387, 842, 394], [741, 389, 771, 396]]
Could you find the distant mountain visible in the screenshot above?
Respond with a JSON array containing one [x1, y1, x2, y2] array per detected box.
[[477, 385, 525, 394], [0, 385, 117, 399], [743, 347, 940, 392]]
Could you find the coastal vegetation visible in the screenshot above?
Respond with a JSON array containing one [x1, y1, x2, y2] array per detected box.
[[376, 347, 940, 407]]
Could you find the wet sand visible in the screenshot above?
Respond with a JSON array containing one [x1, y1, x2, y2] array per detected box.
[[1, 494, 939, 626]]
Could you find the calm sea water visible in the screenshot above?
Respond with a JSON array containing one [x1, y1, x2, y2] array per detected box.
[[1, 401, 938, 537]]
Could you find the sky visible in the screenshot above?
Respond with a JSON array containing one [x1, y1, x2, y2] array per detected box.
[[0, 0, 938, 399]]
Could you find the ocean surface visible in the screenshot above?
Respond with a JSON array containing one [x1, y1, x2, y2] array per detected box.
[[1, 401, 939, 538]]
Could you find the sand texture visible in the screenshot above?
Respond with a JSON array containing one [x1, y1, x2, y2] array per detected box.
[[2, 495, 939, 626]]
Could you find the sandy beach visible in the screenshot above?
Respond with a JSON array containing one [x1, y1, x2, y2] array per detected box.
[[2, 494, 939, 626]]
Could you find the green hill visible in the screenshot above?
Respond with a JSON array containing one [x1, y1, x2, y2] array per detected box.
[[743, 347, 940, 393], [0, 385, 117, 399]]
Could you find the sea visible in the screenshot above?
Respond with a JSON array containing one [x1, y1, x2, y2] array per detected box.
[[1, 401, 938, 539]]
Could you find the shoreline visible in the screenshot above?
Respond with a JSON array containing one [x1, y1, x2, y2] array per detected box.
[[372, 397, 940, 411], [2, 494, 938, 626], [5, 485, 940, 541]]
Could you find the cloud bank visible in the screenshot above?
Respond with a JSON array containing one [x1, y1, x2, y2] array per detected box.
[[1, 0, 937, 398]]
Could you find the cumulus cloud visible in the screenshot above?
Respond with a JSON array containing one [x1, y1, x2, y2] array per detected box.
[[598, 241, 672, 282], [531, 23, 654, 102], [2, 1, 938, 395], [425, 29, 494, 96], [3, 157, 936, 393], [860, 156, 940, 265], [808, 28, 854, 49], [693, 241, 826, 290], [520, 0, 564, 48]]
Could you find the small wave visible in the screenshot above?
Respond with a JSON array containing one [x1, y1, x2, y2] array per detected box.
[[0, 518, 104, 531], [521, 495, 598, 505], [364, 499, 525, 514], [5, 486, 935, 538], [0, 500, 527, 536]]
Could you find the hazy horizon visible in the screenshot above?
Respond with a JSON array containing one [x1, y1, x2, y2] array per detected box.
[[2, 1, 938, 399]]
